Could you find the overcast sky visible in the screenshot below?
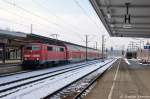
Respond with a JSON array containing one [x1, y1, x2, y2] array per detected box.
[[0, 0, 145, 50]]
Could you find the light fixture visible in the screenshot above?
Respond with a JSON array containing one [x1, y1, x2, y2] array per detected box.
[[107, 12, 111, 19], [110, 24, 114, 28], [112, 30, 116, 33], [123, 24, 132, 28], [106, 6, 111, 21]]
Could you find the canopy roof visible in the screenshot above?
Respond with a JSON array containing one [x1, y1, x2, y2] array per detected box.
[[90, 0, 150, 38]]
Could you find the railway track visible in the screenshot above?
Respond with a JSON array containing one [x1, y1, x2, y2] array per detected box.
[[0, 60, 100, 84], [0, 59, 107, 98], [0, 60, 100, 78], [46, 59, 117, 99]]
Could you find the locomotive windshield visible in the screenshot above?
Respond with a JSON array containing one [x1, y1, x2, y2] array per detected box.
[[25, 45, 40, 51]]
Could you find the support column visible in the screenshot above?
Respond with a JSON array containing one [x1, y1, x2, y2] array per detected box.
[[20, 45, 23, 61], [15, 48, 17, 59], [2, 44, 6, 64], [85, 35, 88, 61], [102, 35, 105, 61]]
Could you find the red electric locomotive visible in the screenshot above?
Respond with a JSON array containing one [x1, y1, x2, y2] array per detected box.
[[23, 43, 67, 68]]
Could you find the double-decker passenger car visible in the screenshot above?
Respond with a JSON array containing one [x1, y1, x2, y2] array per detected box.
[[64, 43, 100, 62]]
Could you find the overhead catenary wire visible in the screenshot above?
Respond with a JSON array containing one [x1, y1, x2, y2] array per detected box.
[[2, 0, 60, 27], [1, 0, 67, 37], [31, 0, 85, 40], [0, 0, 81, 40], [2, 0, 85, 40], [0, 17, 54, 34], [0, 18, 55, 35], [32, 0, 87, 34], [73, 0, 103, 49], [73, 0, 102, 33], [0, 5, 61, 34], [0, 19, 55, 35], [0, 17, 29, 28]]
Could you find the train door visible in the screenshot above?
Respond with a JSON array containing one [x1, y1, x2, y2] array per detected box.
[[43, 45, 48, 61], [47, 45, 54, 61], [64, 46, 69, 61]]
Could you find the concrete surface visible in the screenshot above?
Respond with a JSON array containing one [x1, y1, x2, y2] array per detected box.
[[84, 58, 150, 99], [0, 64, 22, 74]]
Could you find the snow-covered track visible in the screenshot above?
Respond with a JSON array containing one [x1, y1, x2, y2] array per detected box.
[[45, 59, 117, 99], [0, 60, 103, 98]]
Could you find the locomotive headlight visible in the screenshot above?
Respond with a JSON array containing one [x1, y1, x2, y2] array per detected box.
[[36, 58, 39, 60]]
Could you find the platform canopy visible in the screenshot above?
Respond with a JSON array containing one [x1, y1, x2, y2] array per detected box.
[[90, 0, 150, 38], [0, 29, 27, 39]]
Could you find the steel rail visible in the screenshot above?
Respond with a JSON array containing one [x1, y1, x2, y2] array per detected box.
[[0, 60, 101, 98], [43, 59, 116, 99]]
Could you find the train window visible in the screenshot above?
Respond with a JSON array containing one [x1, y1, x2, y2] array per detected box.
[[47, 46, 53, 51], [59, 48, 64, 52], [32, 45, 40, 50], [25, 45, 40, 50]]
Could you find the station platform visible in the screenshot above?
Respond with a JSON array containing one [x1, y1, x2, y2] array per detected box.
[[0, 60, 22, 74], [84, 58, 150, 99], [0, 60, 21, 64]]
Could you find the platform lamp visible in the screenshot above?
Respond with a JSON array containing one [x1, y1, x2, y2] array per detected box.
[[106, 6, 111, 22]]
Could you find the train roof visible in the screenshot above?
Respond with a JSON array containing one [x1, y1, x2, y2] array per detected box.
[[26, 33, 99, 51]]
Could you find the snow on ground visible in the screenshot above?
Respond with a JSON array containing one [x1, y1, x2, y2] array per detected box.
[[1, 59, 116, 99], [124, 58, 131, 65], [0, 60, 99, 84]]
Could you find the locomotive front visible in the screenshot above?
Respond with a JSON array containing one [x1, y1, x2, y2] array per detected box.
[[22, 43, 42, 67]]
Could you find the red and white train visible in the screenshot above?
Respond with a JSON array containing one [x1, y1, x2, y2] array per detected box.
[[22, 42, 101, 68]]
